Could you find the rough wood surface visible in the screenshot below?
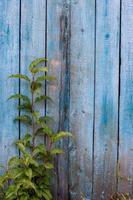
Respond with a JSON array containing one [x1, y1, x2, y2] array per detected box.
[[20, 0, 46, 136], [118, 0, 133, 195], [0, 0, 20, 169], [47, 1, 71, 200], [0, 0, 133, 199], [69, 0, 95, 199], [93, 0, 120, 199], [47, 1, 62, 199]]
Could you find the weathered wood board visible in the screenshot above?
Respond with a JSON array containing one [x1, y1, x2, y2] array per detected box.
[[0, 0, 20, 168], [69, 0, 95, 199], [47, 1, 71, 199], [0, 0, 133, 199], [20, 0, 46, 136], [119, 0, 133, 195], [93, 0, 120, 199]]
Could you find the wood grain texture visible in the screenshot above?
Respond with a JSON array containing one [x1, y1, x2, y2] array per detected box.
[[47, 1, 62, 199], [0, 0, 20, 169], [20, 0, 46, 136], [47, 1, 71, 199], [93, 0, 120, 199], [0, 0, 133, 198], [118, 0, 133, 195], [69, 0, 95, 199]]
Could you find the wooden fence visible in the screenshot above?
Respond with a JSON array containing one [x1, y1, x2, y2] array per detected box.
[[0, 0, 133, 199]]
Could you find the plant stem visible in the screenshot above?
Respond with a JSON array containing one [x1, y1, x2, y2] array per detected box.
[[31, 75, 35, 147]]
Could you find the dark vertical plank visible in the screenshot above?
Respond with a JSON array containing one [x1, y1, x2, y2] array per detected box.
[[20, 0, 46, 134], [119, 0, 133, 195], [47, 1, 71, 199], [69, 0, 95, 199], [93, 0, 120, 199], [0, 0, 20, 168]]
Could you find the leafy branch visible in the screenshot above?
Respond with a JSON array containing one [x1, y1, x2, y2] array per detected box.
[[0, 58, 72, 200]]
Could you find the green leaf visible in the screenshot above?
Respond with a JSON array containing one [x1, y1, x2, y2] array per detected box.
[[9, 168, 23, 179], [8, 94, 30, 103], [52, 131, 72, 143], [36, 75, 56, 82], [33, 144, 46, 157], [42, 192, 51, 200], [25, 168, 32, 180], [42, 189, 52, 200], [8, 157, 20, 168], [23, 134, 32, 143], [43, 125, 53, 136], [35, 95, 53, 103], [29, 58, 47, 71], [9, 74, 30, 81], [17, 103, 32, 112], [16, 142, 25, 153], [30, 67, 48, 74], [31, 81, 42, 92], [50, 148, 64, 155], [39, 116, 54, 123], [20, 179, 36, 191], [44, 162, 54, 169], [15, 115, 32, 125]]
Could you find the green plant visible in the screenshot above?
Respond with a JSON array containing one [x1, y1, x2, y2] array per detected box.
[[0, 58, 72, 200], [110, 192, 132, 200]]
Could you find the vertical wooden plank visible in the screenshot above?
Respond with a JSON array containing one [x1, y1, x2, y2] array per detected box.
[[47, 1, 71, 199], [21, 0, 46, 134], [47, 1, 61, 199], [119, 0, 133, 195], [0, 0, 20, 168], [69, 0, 95, 199], [93, 0, 120, 199]]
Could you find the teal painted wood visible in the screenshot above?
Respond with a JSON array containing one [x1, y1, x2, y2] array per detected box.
[[47, 1, 71, 199], [119, 0, 133, 195], [0, 0, 20, 168], [69, 0, 95, 199], [0, 0, 133, 199], [93, 0, 120, 199], [20, 0, 46, 136], [47, 1, 62, 199]]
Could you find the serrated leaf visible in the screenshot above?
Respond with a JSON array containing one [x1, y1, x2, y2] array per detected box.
[[30, 67, 48, 74], [36, 75, 56, 82], [52, 131, 72, 143], [35, 95, 53, 103], [29, 58, 47, 71], [50, 148, 64, 155], [15, 115, 32, 125], [44, 162, 54, 169], [8, 94, 30, 103], [9, 74, 30, 81]]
